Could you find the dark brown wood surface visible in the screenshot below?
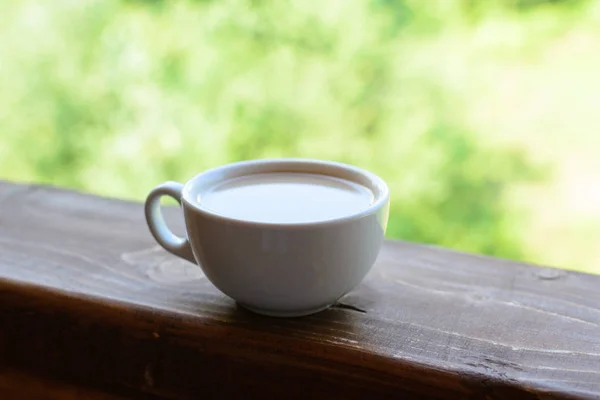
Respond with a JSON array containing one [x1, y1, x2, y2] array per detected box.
[[0, 181, 599, 399], [0, 368, 148, 400]]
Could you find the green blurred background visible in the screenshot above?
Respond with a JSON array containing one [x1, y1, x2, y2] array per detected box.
[[1, 0, 599, 273]]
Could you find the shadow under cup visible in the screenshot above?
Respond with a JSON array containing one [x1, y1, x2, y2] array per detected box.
[[146, 159, 390, 317]]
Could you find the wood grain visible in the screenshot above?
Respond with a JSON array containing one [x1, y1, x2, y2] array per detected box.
[[0, 181, 599, 399]]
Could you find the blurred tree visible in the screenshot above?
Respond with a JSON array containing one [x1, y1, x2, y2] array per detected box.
[[0, 0, 544, 262]]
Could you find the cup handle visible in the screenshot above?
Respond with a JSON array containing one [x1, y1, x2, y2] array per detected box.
[[144, 181, 196, 264]]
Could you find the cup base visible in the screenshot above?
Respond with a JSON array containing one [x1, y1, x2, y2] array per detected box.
[[238, 303, 332, 317]]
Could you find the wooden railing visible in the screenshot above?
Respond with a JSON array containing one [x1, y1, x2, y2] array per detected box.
[[0, 181, 598, 399]]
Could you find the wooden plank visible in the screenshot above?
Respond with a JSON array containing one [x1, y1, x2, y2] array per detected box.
[[0, 180, 599, 399]]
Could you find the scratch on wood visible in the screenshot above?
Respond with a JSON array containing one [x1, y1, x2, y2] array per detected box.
[[465, 356, 524, 373], [379, 271, 458, 296], [381, 319, 600, 357], [501, 300, 600, 328], [143, 364, 154, 388], [332, 302, 366, 313]]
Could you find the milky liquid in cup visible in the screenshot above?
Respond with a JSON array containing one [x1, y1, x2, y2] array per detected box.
[[198, 173, 374, 223]]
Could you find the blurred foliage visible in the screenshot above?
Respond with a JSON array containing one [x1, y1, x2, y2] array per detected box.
[[1, 0, 598, 270]]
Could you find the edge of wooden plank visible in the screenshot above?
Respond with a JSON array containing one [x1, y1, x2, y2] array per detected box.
[[1, 276, 587, 400]]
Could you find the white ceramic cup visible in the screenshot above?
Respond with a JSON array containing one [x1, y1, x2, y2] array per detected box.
[[144, 159, 390, 317]]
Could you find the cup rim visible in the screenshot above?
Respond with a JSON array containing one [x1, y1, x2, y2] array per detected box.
[[181, 158, 390, 228]]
